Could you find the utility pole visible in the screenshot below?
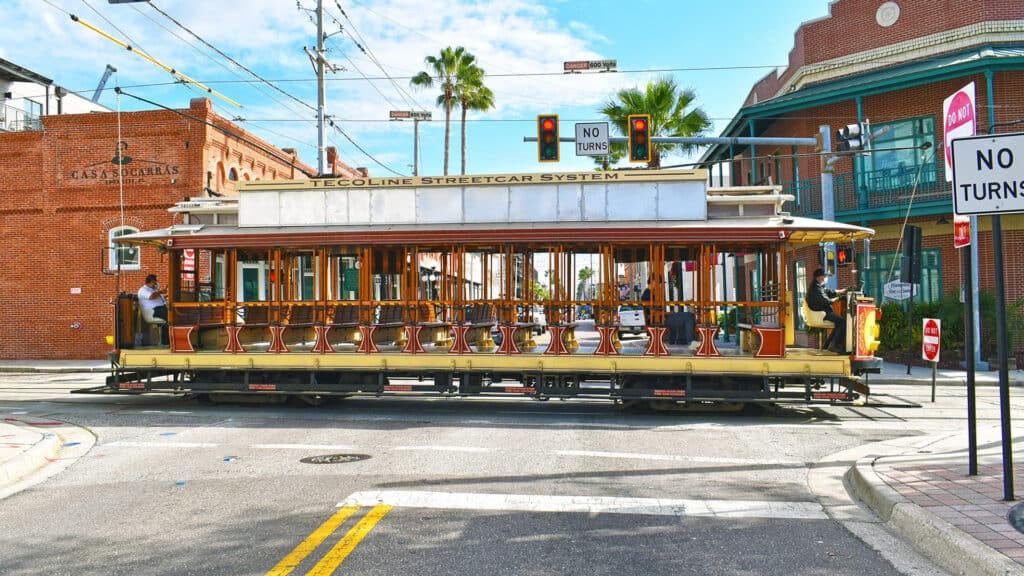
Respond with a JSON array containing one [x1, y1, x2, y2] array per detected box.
[[315, 0, 327, 176], [303, 0, 342, 176]]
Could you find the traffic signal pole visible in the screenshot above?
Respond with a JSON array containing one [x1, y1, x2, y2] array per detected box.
[[819, 126, 839, 291]]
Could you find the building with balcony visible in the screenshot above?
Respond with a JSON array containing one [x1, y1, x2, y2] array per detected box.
[[0, 57, 109, 132], [699, 0, 1024, 345]]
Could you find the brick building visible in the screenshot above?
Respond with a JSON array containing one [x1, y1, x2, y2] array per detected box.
[[700, 0, 1024, 351], [0, 95, 358, 359]]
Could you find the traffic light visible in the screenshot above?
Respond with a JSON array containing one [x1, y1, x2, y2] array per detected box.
[[537, 115, 559, 162], [900, 224, 922, 284], [628, 114, 651, 163], [837, 246, 854, 267], [835, 123, 864, 152]]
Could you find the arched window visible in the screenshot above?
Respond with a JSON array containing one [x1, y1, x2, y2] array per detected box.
[[228, 167, 238, 181], [109, 226, 140, 270]]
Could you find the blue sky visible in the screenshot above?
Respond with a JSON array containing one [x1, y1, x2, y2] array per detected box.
[[8, 0, 830, 177]]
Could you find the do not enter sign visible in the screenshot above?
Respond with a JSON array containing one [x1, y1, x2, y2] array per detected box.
[[922, 318, 941, 362]]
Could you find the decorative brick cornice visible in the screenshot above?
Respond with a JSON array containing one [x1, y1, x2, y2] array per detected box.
[[777, 21, 1024, 97]]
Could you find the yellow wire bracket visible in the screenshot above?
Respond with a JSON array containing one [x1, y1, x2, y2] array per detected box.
[[71, 14, 242, 108]]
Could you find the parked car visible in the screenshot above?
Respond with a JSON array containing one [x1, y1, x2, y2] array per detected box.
[[529, 305, 547, 335], [617, 304, 646, 337]]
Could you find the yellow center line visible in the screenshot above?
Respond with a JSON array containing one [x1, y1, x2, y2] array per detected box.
[[265, 505, 360, 576], [306, 505, 393, 576]]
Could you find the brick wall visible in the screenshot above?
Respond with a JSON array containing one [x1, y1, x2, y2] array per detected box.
[[0, 98, 355, 359], [744, 0, 1024, 106]]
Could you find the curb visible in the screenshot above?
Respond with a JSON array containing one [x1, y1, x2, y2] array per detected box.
[[848, 455, 1024, 576], [0, 423, 60, 485], [0, 366, 110, 374]]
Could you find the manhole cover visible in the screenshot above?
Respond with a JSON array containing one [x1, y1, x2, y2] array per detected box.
[[300, 454, 370, 465], [1009, 503, 1024, 534]]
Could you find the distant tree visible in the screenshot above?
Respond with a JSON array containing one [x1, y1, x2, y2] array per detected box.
[[455, 65, 495, 175], [577, 266, 594, 298], [531, 281, 550, 301], [410, 46, 478, 176], [598, 76, 711, 169]]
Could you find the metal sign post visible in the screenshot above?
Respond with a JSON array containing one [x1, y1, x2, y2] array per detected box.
[[922, 318, 940, 402], [952, 131, 1024, 500], [390, 111, 431, 176]]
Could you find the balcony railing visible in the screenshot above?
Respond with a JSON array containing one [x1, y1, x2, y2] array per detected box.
[[781, 161, 951, 221], [0, 103, 42, 132]]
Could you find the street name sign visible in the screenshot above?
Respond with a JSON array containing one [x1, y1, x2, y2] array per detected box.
[[952, 132, 1024, 216], [575, 122, 609, 156], [922, 318, 940, 362]]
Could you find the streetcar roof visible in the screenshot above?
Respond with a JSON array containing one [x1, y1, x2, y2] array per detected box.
[[116, 215, 873, 246]]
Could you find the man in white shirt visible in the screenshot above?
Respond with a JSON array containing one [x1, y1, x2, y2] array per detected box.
[[138, 274, 168, 344]]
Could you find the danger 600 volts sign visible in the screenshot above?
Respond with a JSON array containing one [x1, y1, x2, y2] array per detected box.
[[952, 132, 1024, 216]]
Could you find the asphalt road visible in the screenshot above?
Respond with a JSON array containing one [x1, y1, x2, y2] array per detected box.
[[1, 372, 1009, 576]]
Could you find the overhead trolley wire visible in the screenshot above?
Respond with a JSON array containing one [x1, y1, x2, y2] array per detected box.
[[144, 1, 316, 117], [330, 1, 425, 111], [115, 88, 318, 178]]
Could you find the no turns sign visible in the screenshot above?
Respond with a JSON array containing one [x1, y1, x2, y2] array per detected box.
[[922, 318, 941, 362]]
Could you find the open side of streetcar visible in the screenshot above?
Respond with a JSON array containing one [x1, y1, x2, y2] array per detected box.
[[95, 169, 882, 406]]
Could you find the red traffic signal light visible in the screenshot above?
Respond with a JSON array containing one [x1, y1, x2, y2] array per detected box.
[[537, 114, 559, 162], [628, 114, 650, 163], [837, 246, 854, 266]]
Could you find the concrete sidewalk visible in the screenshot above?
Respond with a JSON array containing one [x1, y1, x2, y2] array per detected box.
[[0, 359, 111, 373], [849, 426, 1024, 576], [0, 416, 95, 500]]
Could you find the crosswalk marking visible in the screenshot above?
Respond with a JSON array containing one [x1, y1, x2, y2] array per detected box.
[[555, 449, 804, 466], [340, 490, 827, 520]]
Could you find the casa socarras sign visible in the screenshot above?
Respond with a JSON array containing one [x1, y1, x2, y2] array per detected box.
[[67, 140, 180, 185]]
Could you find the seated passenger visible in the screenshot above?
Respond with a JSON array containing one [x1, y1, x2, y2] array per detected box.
[[138, 274, 168, 345], [807, 268, 847, 353]]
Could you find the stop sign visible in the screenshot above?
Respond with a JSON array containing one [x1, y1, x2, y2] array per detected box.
[[922, 318, 941, 362]]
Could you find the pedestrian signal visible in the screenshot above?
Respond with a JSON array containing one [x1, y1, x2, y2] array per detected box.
[[628, 114, 650, 163], [837, 246, 854, 266], [537, 115, 559, 162]]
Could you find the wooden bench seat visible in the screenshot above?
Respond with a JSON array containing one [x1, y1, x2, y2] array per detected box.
[[281, 304, 317, 346], [326, 305, 362, 346]]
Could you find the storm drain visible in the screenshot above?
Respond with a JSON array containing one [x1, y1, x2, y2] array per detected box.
[[1009, 503, 1024, 534], [300, 454, 371, 464]]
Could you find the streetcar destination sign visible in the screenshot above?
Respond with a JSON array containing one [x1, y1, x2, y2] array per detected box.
[[952, 132, 1024, 216]]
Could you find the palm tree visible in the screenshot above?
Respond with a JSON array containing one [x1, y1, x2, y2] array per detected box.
[[577, 266, 594, 299], [455, 66, 494, 175], [599, 76, 711, 169], [410, 46, 478, 176]]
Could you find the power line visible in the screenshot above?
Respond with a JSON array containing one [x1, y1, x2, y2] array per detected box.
[[143, 2, 316, 118], [115, 88, 319, 178], [326, 120, 406, 177], [108, 63, 787, 88], [330, 1, 424, 111]]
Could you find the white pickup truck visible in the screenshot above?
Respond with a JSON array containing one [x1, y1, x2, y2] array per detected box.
[[617, 304, 646, 337]]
